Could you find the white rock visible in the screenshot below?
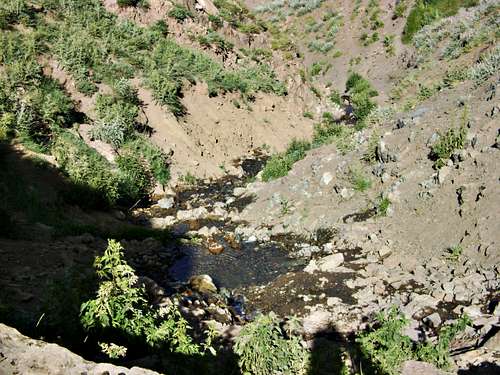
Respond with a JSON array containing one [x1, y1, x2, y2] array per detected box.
[[317, 253, 344, 273], [177, 207, 209, 221], [378, 245, 392, 258], [302, 309, 331, 335], [320, 172, 333, 186], [157, 197, 175, 210], [437, 166, 451, 185], [304, 259, 319, 274], [326, 297, 342, 306], [233, 187, 246, 197]]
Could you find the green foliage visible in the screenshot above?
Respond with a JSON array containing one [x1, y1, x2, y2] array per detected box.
[[261, 139, 311, 181], [92, 93, 138, 148], [403, 0, 479, 43], [430, 125, 467, 169], [180, 172, 197, 185], [51, 131, 120, 207], [121, 137, 171, 186], [346, 73, 379, 122], [445, 244, 463, 262], [208, 14, 224, 29], [168, 4, 194, 22], [303, 111, 314, 119], [116, 152, 154, 204], [198, 31, 234, 55], [329, 89, 342, 106], [358, 307, 414, 375], [469, 45, 500, 84], [234, 313, 308, 375], [376, 195, 391, 216], [383, 35, 395, 56], [81, 239, 206, 356], [358, 307, 472, 374], [117, 0, 140, 6], [350, 168, 372, 192], [312, 121, 354, 154], [416, 314, 472, 368], [394, 0, 408, 18]]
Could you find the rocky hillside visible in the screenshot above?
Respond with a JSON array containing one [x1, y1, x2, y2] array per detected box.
[[0, 0, 499, 374]]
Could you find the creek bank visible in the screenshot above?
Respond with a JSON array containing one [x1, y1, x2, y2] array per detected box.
[[121, 150, 499, 373]]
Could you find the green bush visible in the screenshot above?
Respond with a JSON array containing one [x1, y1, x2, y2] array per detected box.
[[234, 313, 308, 375], [403, 0, 479, 43], [346, 72, 379, 122], [261, 139, 311, 181], [357, 307, 415, 375], [81, 239, 206, 357], [430, 125, 467, 168], [358, 306, 472, 374], [116, 152, 154, 204], [121, 137, 171, 186], [51, 131, 120, 207], [91, 93, 139, 148], [350, 168, 372, 192], [168, 5, 194, 22]]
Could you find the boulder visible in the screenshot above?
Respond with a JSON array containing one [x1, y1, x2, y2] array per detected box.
[[317, 253, 344, 272], [189, 274, 217, 294], [0, 324, 159, 375]]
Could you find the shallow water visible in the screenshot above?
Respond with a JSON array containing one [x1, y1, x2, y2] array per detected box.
[[168, 241, 307, 288]]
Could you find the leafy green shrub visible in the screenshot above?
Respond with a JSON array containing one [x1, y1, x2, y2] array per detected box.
[[346, 73, 379, 122], [394, 0, 408, 18], [91, 93, 139, 148], [168, 4, 194, 22], [416, 314, 471, 368], [208, 14, 224, 29], [357, 307, 415, 375], [403, 0, 479, 43], [358, 306, 472, 374], [81, 239, 206, 356], [376, 195, 391, 216], [116, 152, 154, 204], [350, 168, 372, 192], [198, 31, 234, 55], [51, 131, 120, 207], [430, 125, 467, 168], [469, 45, 500, 84], [261, 139, 311, 181], [234, 313, 308, 375], [329, 89, 342, 106], [444, 244, 463, 262], [121, 137, 171, 186]]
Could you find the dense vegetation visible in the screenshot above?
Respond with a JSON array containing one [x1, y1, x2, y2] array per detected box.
[[0, 0, 287, 207], [403, 0, 480, 43]]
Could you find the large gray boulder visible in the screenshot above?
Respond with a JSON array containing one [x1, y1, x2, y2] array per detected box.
[[0, 324, 160, 375]]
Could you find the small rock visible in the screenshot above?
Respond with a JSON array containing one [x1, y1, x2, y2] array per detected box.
[[233, 187, 246, 197], [189, 275, 217, 294], [304, 259, 319, 274], [157, 197, 175, 210], [326, 297, 342, 306], [423, 312, 442, 328], [463, 305, 483, 318], [320, 172, 333, 186], [378, 245, 392, 259], [437, 166, 451, 185]]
